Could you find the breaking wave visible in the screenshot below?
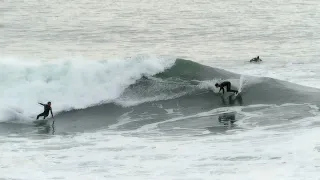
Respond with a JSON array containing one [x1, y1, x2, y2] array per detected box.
[[1, 56, 319, 123]]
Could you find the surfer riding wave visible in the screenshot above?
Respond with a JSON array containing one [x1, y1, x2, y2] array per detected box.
[[215, 81, 238, 94], [37, 101, 54, 120]]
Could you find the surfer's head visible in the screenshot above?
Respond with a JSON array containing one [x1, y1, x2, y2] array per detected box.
[[48, 101, 51, 106], [215, 83, 220, 87]]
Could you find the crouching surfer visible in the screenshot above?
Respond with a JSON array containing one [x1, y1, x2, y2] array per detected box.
[[215, 81, 238, 95], [37, 101, 54, 120]]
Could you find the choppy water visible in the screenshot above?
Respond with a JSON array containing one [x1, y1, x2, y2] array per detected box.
[[1, 0, 320, 180]]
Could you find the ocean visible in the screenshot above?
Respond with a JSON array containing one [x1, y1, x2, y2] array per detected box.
[[1, 0, 320, 179]]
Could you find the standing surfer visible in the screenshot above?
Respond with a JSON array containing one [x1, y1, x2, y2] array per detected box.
[[215, 81, 238, 94], [36, 101, 54, 120]]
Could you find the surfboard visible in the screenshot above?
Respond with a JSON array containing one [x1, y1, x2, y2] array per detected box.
[[33, 119, 49, 126]]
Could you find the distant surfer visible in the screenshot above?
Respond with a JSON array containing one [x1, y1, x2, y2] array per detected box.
[[215, 81, 238, 94], [249, 56, 262, 63], [36, 102, 54, 120]]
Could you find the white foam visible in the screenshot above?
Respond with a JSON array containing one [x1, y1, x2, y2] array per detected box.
[[1, 121, 320, 180], [0, 55, 176, 122]]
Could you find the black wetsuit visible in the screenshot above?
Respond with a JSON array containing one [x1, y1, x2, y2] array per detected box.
[[218, 81, 238, 94], [37, 103, 53, 119], [250, 56, 262, 62]]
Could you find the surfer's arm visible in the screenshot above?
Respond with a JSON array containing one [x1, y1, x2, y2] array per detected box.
[[50, 109, 54, 118], [38, 103, 45, 106]]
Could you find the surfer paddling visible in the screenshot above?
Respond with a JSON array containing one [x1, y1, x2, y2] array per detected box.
[[249, 56, 262, 63], [37, 101, 54, 120], [215, 81, 238, 94]]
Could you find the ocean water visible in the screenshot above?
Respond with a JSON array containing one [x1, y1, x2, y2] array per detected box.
[[1, 0, 320, 180]]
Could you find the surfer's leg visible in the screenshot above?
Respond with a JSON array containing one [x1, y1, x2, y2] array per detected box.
[[226, 84, 238, 93], [226, 88, 238, 93], [226, 83, 231, 91], [229, 89, 238, 93], [43, 113, 49, 120], [37, 112, 45, 119]]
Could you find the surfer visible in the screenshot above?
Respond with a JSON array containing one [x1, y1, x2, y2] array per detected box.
[[36, 102, 54, 120], [249, 56, 262, 63], [215, 81, 238, 94]]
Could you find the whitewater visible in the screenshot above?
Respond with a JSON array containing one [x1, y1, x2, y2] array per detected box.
[[1, 0, 320, 180], [0, 55, 176, 122]]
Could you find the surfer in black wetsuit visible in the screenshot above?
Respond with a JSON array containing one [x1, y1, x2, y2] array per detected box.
[[215, 81, 238, 94], [37, 102, 54, 120], [250, 56, 262, 63]]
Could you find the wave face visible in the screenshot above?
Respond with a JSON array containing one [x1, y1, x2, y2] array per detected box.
[[1, 57, 320, 127]]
